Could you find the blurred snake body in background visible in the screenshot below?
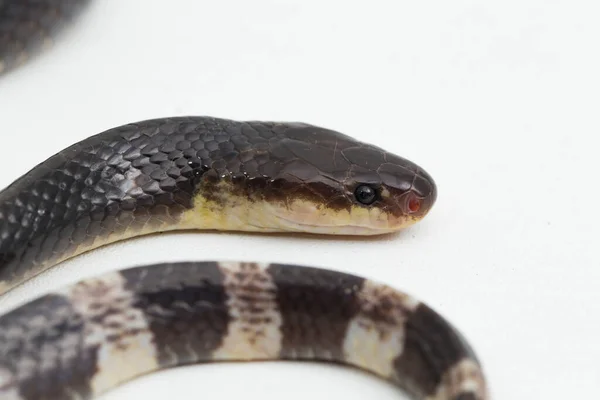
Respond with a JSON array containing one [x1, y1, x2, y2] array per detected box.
[[0, 1, 488, 400]]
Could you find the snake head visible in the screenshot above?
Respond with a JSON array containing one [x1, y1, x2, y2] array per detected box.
[[182, 121, 436, 236], [342, 147, 438, 233], [252, 123, 438, 235]]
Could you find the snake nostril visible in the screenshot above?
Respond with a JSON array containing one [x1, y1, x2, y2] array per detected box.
[[407, 194, 422, 213]]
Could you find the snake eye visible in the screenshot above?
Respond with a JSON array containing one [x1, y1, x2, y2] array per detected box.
[[407, 193, 422, 213], [354, 185, 377, 205]]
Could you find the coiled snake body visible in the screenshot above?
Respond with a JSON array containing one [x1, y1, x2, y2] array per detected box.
[[0, 2, 489, 400]]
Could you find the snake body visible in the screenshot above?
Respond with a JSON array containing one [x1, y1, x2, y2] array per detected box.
[[1, 2, 488, 399], [0, 0, 91, 75], [0, 116, 486, 400], [0, 261, 486, 400]]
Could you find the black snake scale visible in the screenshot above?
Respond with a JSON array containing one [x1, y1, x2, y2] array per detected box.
[[0, 1, 489, 400], [0, 116, 436, 291]]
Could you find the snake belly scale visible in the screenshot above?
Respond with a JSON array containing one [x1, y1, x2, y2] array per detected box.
[[1, 2, 489, 400]]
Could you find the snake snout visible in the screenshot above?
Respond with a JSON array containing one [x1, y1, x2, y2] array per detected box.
[[406, 168, 437, 220]]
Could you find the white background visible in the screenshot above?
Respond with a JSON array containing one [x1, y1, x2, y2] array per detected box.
[[0, 1, 599, 399]]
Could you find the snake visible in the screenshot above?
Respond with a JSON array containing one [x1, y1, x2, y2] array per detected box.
[[0, 2, 489, 400]]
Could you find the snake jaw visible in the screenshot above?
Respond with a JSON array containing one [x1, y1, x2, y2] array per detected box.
[[265, 199, 424, 235]]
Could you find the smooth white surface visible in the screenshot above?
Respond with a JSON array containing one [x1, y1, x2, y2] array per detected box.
[[0, 1, 599, 399]]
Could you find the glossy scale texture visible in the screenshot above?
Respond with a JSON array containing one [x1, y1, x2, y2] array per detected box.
[[0, 116, 436, 292]]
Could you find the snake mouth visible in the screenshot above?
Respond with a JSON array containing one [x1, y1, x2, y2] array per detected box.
[[272, 214, 400, 235], [267, 200, 423, 236]]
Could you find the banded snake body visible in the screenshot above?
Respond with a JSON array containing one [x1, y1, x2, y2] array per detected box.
[[0, 1, 489, 400]]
